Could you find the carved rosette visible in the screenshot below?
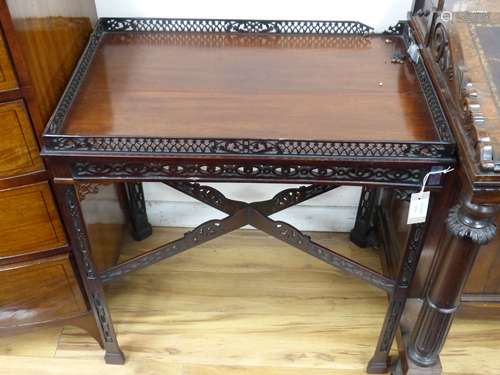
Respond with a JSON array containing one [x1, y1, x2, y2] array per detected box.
[[430, 23, 451, 78], [446, 203, 496, 245]]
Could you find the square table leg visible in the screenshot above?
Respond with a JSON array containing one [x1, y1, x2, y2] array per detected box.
[[367, 223, 428, 373], [351, 187, 380, 248], [123, 182, 153, 241], [54, 183, 125, 364]]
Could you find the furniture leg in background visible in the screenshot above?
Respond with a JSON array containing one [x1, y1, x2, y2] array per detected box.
[[122, 182, 153, 241], [351, 187, 380, 248]]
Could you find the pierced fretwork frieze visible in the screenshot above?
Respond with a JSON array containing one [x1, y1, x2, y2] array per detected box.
[[101, 18, 373, 35], [414, 56, 454, 143], [72, 161, 429, 186], [45, 27, 104, 134], [44, 136, 452, 160]]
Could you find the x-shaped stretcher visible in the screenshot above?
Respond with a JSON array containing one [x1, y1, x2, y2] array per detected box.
[[97, 182, 426, 371]]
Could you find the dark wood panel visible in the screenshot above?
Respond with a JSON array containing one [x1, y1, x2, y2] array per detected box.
[[0, 254, 86, 327], [63, 33, 438, 142], [0, 100, 43, 178], [0, 182, 66, 258], [464, 213, 500, 295]]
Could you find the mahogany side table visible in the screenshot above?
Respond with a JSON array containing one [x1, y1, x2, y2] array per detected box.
[[41, 17, 461, 374]]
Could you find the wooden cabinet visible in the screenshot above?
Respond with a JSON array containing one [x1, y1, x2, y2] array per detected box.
[[0, 100, 43, 177], [0, 254, 87, 327], [0, 183, 66, 258], [0, 0, 97, 333], [0, 26, 17, 91], [462, 213, 500, 306]]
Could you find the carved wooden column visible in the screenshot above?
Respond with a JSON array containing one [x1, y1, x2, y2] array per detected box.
[[407, 195, 497, 367]]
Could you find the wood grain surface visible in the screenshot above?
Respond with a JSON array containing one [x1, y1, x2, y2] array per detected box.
[[5, 0, 95, 128], [0, 24, 17, 91], [63, 33, 438, 142], [0, 100, 43, 178], [0, 225, 498, 374], [0, 254, 87, 327], [0, 182, 66, 258]]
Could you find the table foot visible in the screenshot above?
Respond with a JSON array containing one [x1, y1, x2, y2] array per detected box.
[[104, 349, 125, 365], [367, 353, 391, 373]]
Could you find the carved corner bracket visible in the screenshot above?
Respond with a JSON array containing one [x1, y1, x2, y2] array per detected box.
[[77, 183, 101, 201]]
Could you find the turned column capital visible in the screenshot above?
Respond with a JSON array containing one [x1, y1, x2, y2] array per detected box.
[[446, 199, 497, 246]]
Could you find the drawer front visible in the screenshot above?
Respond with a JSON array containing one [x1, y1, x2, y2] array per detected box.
[[0, 100, 44, 178], [0, 182, 66, 258], [0, 28, 17, 91], [0, 254, 87, 327]]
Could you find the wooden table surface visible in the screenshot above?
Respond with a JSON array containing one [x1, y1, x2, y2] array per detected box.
[[62, 32, 438, 142]]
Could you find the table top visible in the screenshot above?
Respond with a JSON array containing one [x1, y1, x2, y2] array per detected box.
[[64, 32, 434, 141], [42, 18, 455, 164]]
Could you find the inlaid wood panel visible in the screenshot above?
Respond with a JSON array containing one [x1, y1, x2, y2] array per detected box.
[[0, 25, 17, 91], [0, 254, 86, 328], [0, 100, 43, 178], [0, 182, 66, 258]]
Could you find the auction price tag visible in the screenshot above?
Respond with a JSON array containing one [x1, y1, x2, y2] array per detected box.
[[406, 167, 454, 225], [407, 191, 430, 224]]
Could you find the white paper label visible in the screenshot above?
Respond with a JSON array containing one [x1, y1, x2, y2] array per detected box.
[[407, 43, 420, 64], [407, 191, 430, 224]]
